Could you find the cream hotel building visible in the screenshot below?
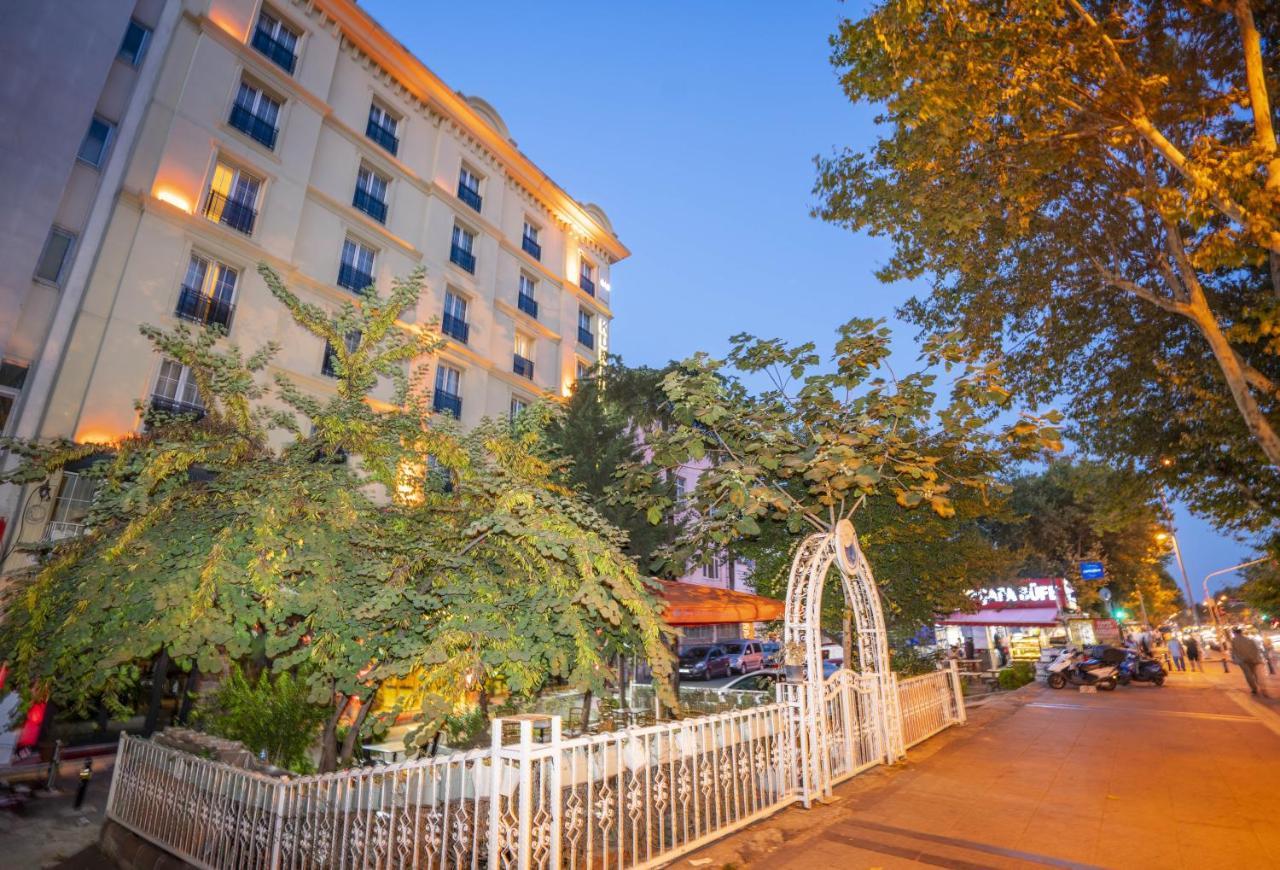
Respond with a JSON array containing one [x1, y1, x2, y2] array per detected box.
[[1, 0, 626, 550]]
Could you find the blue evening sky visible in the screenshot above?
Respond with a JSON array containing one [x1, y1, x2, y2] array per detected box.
[[363, 0, 1250, 602]]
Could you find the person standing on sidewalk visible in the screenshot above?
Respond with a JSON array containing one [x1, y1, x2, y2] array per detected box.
[[1184, 634, 1203, 672], [1230, 628, 1265, 696], [1167, 635, 1185, 672], [1263, 635, 1276, 676]]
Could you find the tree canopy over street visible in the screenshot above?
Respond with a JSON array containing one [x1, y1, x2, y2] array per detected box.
[[0, 266, 673, 770], [815, 1, 1280, 540]]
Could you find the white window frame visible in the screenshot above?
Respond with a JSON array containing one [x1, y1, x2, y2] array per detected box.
[[451, 223, 475, 254], [34, 227, 77, 286], [355, 164, 388, 202], [341, 237, 377, 276], [518, 273, 536, 301], [256, 8, 300, 52], [183, 253, 239, 303], [522, 220, 540, 245], [514, 332, 533, 359], [368, 101, 399, 137], [435, 363, 462, 396], [153, 359, 203, 408]]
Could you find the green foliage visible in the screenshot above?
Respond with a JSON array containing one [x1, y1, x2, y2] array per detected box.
[[0, 264, 676, 769], [202, 665, 328, 773], [618, 319, 1059, 634], [989, 458, 1184, 616], [997, 661, 1035, 691], [815, 1, 1280, 538], [543, 359, 680, 574]]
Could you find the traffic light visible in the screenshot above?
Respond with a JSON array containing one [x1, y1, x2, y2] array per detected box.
[[1113, 609, 1128, 620]]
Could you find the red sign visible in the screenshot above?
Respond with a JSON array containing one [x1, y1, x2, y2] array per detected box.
[[1093, 618, 1122, 645], [970, 578, 1075, 610]]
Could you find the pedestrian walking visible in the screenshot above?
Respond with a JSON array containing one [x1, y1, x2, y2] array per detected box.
[[1229, 628, 1265, 696], [1167, 635, 1185, 672], [1185, 635, 1203, 672], [1263, 635, 1276, 676]]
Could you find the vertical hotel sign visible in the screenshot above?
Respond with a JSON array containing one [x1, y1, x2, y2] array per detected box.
[[969, 578, 1077, 611]]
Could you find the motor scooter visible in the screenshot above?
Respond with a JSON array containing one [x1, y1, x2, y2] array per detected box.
[[1046, 647, 1118, 691], [1110, 648, 1166, 686]]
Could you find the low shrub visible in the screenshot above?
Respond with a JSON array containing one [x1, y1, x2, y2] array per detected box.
[[996, 661, 1036, 690], [201, 665, 328, 774]]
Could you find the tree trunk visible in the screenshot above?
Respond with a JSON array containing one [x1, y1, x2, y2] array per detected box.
[[176, 667, 200, 725], [143, 650, 170, 736], [1189, 300, 1280, 466], [579, 690, 593, 733], [338, 690, 376, 767], [318, 695, 346, 774]]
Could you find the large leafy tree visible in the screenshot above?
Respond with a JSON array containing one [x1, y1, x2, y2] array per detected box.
[[0, 266, 673, 770], [815, 1, 1280, 537], [990, 458, 1184, 618], [543, 360, 679, 574], [618, 320, 1060, 646]]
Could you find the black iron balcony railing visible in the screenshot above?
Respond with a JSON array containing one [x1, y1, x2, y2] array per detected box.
[[450, 243, 475, 274], [251, 27, 297, 74], [517, 292, 538, 318], [175, 285, 235, 330], [352, 187, 387, 223], [433, 390, 462, 418], [457, 183, 482, 212], [513, 354, 534, 380], [522, 234, 541, 261], [203, 191, 257, 235], [578, 327, 595, 349], [441, 313, 469, 343], [579, 274, 595, 297], [366, 119, 399, 156], [337, 263, 374, 294], [229, 104, 278, 150], [149, 394, 206, 420]]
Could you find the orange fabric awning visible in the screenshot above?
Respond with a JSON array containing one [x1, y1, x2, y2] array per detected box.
[[656, 580, 785, 626]]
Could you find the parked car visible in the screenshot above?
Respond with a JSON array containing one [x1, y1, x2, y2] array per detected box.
[[720, 640, 764, 674], [761, 641, 782, 667], [677, 645, 732, 680], [716, 661, 842, 696]]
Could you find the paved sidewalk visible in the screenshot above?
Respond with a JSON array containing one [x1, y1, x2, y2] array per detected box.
[[685, 662, 1280, 869]]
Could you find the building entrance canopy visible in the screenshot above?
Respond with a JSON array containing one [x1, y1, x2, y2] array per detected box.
[[656, 580, 784, 626], [940, 606, 1062, 627]]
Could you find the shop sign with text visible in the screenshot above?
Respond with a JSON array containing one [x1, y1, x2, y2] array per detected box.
[[968, 578, 1077, 610]]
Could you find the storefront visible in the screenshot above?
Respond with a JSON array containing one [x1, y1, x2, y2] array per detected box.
[[938, 578, 1080, 665]]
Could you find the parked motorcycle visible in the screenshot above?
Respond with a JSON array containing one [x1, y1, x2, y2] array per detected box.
[[1046, 647, 1118, 691], [1086, 646, 1166, 687]]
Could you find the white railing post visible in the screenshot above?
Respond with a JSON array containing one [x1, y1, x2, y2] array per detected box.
[[516, 719, 534, 870], [268, 779, 286, 870], [105, 732, 127, 821], [489, 720, 503, 870], [948, 660, 967, 725], [548, 715, 563, 870]]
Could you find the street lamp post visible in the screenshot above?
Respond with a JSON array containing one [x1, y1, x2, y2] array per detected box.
[[1156, 529, 1199, 629]]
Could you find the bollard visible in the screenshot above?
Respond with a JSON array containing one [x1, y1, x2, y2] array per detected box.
[[74, 759, 92, 810]]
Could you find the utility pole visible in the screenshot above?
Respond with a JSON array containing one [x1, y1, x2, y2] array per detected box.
[[1156, 482, 1199, 628]]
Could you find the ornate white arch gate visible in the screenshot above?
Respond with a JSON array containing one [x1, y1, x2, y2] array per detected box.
[[784, 519, 904, 803]]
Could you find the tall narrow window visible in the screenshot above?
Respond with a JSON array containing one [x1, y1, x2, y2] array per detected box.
[[118, 18, 151, 65], [204, 162, 261, 234], [517, 273, 538, 318], [577, 308, 594, 349], [230, 81, 281, 150], [321, 331, 361, 378], [457, 167, 482, 211], [521, 221, 541, 260], [450, 224, 476, 273], [366, 102, 399, 155], [177, 254, 238, 329], [352, 165, 389, 223], [513, 333, 534, 379], [46, 472, 98, 541], [252, 9, 300, 74], [0, 361, 29, 434], [579, 259, 596, 296], [433, 364, 462, 417], [337, 238, 376, 294], [77, 116, 115, 167], [151, 360, 204, 417], [34, 227, 76, 285], [442, 291, 469, 343], [510, 395, 529, 420]]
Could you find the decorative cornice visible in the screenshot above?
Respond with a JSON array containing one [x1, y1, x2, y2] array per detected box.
[[303, 0, 629, 263]]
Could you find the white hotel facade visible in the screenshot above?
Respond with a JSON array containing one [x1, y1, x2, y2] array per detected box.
[[2, 0, 626, 552]]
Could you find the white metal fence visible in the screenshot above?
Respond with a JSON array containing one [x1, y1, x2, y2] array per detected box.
[[107, 663, 964, 869]]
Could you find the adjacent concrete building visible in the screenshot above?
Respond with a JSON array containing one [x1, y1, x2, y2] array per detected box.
[[1, 0, 625, 555]]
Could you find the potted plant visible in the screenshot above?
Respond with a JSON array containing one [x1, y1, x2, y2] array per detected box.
[[783, 642, 806, 681]]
